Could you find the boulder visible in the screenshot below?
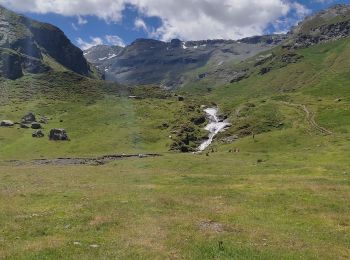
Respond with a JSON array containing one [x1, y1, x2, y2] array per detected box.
[[20, 123, 30, 129], [31, 122, 42, 129], [32, 130, 44, 138], [0, 120, 14, 127], [21, 112, 36, 124], [49, 128, 69, 141]]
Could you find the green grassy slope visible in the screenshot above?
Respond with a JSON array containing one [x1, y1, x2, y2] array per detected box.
[[0, 71, 208, 160], [0, 28, 349, 260], [196, 37, 350, 143]]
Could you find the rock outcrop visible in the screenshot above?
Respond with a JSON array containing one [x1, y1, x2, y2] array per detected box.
[[284, 4, 350, 49]]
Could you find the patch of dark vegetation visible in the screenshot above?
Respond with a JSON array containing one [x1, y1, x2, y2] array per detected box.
[[5, 153, 162, 166], [170, 124, 206, 153]]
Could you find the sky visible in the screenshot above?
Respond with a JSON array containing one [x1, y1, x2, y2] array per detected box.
[[0, 0, 349, 50]]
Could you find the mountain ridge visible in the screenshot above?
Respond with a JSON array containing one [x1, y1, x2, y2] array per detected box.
[[84, 34, 287, 88]]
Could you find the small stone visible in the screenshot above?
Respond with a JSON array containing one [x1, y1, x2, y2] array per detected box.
[[32, 130, 44, 138], [31, 122, 42, 129], [73, 241, 82, 246], [90, 244, 99, 248]]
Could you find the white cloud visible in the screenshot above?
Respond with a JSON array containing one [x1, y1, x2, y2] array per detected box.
[[72, 23, 78, 31], [0, 0, 311, 41], [77, 37, 104, 50], [134, 17, 148, 32], [105, 35, 126, 47], [78, 16, 88, 25], [77, 35, 125, 50]]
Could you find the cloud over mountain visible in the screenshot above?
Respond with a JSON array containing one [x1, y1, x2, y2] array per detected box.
[[0, 0, 310, 41]]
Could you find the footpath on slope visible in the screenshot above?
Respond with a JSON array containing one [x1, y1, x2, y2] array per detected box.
[[281, 102, 333, 135]]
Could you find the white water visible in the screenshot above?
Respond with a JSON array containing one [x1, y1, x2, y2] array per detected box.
[[198, 107, 230, 151]]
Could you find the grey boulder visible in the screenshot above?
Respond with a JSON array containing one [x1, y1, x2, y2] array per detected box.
[[49, 129, 69, 141], [21, 112, 36, 124]]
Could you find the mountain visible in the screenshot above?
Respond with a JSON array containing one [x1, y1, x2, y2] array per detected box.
[[84, 35, 287, 88], [283, 4, 350, 49], [0, 5, 91, 80]]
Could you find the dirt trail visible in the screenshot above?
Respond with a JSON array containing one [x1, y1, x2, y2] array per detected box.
[[281, 102, 333, 135], [4, 153, 162, 166]]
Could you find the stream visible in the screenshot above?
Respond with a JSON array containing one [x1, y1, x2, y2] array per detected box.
[[198, 107, 231, 151]]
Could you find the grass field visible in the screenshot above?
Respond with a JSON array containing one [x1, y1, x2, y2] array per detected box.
[[1, 130, 349, 259], [1, 35, 350, 259]]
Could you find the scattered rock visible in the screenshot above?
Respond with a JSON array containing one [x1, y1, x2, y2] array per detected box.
[[0, 120, 14, 127], [39, 116, 49, 124], [260, 67, 271, 75], [20, 123, 30, 129], [128, 95, 142, 100], [198, 73, 207, 79], [49, 128, 69, 141], [335, 98, 342, 102], [221, 135, 239, 143], [21, 112, 36, 124], [73, 242, 82, 246], [198, 220, 225, 233], [230, 71, 248, 83], [191, 115, 206, 125], [90, 244, 99, 248], [31, 122, 42, 129], [32, 130, 44, 138]]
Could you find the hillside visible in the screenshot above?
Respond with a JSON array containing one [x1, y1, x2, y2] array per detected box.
[[0, 5, 92, 80], [84, 35, 286, 88]]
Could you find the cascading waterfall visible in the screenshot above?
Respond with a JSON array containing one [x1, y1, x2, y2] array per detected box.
[[198, 107, 230, 151]]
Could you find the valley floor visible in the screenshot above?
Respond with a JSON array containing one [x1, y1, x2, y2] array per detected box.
[[1, 130, 349, 259]]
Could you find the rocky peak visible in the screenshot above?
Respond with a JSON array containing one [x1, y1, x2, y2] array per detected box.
[[0, 5, 91, 79]]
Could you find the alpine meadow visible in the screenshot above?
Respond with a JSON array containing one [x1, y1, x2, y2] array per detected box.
[[0, 2, 349, 259]]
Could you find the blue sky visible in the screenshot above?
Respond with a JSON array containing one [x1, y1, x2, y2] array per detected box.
[[1, 0, 349, 49]]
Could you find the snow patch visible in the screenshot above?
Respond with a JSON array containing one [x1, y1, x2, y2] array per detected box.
[[107, 53, 117, 59]]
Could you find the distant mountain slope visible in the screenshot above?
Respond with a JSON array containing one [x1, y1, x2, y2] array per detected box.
[[181, 4, 350, 90], [84, 35, 286, 88], [0, 5, 91, 79]]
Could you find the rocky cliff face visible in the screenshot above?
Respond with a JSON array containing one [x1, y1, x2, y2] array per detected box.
[[284, 4, 350, 49], [85, 35, 287, 88], [0, 5, 90, 80]]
